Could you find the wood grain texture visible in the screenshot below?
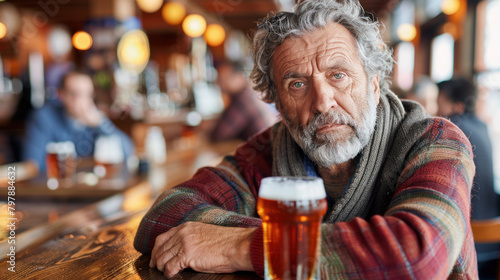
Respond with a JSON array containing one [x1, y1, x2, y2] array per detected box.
[[1, 140, 253, 279], [1, 198, 259, 279]]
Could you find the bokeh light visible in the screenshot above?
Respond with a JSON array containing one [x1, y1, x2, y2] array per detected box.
[[117, 29, 150, 73], [72, 31, 92, 50], [0, 22, 6, 39], [162, 2, 186, 25], [48, 26, 72, 58], [441, 0, 460, 15], [136, 0, 163, 13], [397, 24, 417, 42], [204, 24, 225, 47], [0, 3, 20, 38], [182, 14, 206, 38]]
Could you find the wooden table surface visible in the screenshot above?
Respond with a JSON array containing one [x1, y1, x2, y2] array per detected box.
[[12, 159, 143, 199], [1, 140, 261, 279]]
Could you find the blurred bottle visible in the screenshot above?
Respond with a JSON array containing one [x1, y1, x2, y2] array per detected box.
[[144, 126, 167, 193], [145, 126, 166, 165]]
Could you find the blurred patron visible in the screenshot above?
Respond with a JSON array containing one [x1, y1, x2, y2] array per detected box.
[[22, 70, 134, 171], [407, 76, 438, 116], [437, 77, 499, 279], [210, 61, 277, 142]]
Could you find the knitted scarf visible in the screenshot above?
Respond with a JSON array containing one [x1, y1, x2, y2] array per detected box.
[[271, 91, 430, 222]]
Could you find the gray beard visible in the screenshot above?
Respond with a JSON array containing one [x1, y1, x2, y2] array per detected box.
[[283, 91, 378, 168]]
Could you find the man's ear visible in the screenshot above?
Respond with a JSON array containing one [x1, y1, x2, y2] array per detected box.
[[371, 75, 381, 105]]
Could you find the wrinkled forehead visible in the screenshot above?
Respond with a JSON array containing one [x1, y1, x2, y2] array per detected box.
[[271, 22, 361, 77]]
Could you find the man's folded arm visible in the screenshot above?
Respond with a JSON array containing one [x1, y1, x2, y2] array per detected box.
[[134, 155, 263, 255]]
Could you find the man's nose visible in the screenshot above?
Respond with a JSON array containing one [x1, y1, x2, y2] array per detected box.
[[311, 78, 337, 114]]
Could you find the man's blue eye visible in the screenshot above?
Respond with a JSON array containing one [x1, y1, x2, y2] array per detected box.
[[293, 82, 304, 88], [333, 73, 345, 79]]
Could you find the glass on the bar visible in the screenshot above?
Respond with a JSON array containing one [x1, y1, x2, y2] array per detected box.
[[257, 177, 327, 280], [45, 141, 77, 190], [93, 135, 124, 178]]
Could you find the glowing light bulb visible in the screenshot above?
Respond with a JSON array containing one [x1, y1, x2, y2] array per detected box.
[[72, 31, 92, 50], [0, 22, 6, 39], [204, 24, 225, 47], [117, 29, 150, 73], [441, 0, 460, 15], [397, 24, 417, 42], [136, 0, 163, 13], [182, 14, 206, 38], [162, 2, 186, 25]]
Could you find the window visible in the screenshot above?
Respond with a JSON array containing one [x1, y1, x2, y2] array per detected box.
[[391, 0, 416, 41], [431, 33, 454, 83], [395, 42, 415, 90], [475, 0, 500, 192], [484, 0, 500, 70], [425, 0, 444, 19]]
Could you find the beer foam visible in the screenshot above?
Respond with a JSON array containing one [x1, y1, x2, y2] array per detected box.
[[94, 135, 124, 164], [259, 177, 326, 201], [45, 141, 76, 154]]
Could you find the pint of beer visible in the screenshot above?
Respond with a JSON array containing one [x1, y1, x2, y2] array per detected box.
[[257, 177, 327, 280], [45, 141, 77, 190], [93, 135, 124, 178]]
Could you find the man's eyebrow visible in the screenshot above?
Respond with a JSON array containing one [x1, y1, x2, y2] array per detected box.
[[282, 72, 307, 81], [281, 61, 350, 79], [326, 60, 350, 71]]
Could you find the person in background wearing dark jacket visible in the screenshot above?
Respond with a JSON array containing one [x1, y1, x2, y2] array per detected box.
[[438, 77, 499, 280]]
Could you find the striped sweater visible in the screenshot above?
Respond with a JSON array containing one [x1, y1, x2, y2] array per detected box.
[[134, 117, 478, 279]]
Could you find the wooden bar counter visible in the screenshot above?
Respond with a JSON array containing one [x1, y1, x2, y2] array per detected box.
[[0, 140, 261, 279]]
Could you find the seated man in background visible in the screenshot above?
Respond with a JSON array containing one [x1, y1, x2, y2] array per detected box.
[[135, 0, 478, 278], [210, 61, 278, 142], [437, 77, 499, 279], [22, 70, 134, 171]]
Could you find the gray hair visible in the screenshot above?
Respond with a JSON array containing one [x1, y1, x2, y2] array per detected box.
[[251, 0, 394, 103]]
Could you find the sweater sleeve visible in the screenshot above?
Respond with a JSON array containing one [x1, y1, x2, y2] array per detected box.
[[317, 119, 477, 279], [134, 155, 263, 254]]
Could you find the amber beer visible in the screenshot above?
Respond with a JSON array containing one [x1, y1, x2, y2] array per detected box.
[[45, 142, 77, 189], [257, 177, 327, 280]]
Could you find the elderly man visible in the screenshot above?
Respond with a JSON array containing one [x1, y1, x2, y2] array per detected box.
[[23, 70, 134, 171], [135, 0, 477, 278]]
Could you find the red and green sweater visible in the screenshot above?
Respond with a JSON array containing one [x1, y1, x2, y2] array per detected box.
[[134, 117, 478, 279]]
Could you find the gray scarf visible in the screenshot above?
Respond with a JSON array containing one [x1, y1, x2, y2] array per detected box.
[[271, 91, 430, 222]]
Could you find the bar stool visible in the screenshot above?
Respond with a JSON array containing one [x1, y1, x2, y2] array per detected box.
[[471, 217, 500, 280]]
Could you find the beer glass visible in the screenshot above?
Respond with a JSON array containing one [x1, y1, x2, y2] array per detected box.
[[45, 141, 77, 190], [93, 135, 124, 178], [257, 177, 327, 280]]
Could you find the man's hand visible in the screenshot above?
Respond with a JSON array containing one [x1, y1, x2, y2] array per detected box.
[[75, 102, 103, 127], [149, 222, 257, 277]]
